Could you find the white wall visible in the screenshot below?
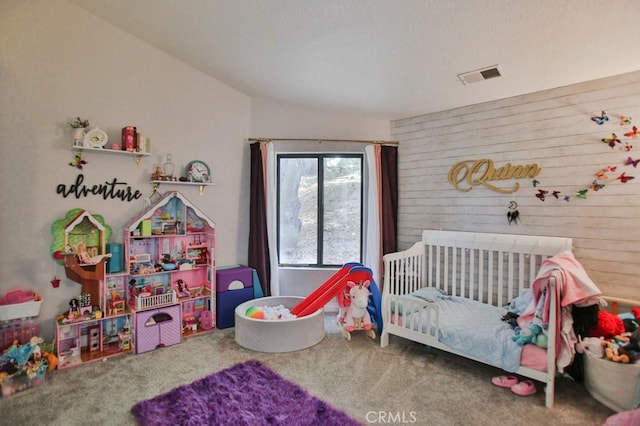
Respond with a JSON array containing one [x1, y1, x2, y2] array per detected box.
[[0, 0, 251, 340], [392, 71, 640, 301], [0, 1, 391, 340]]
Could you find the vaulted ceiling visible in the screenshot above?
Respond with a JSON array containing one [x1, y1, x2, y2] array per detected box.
[[71, 0, 640, 120]]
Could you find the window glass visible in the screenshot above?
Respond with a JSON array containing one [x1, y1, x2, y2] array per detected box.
[[277, 154, 362, 267]]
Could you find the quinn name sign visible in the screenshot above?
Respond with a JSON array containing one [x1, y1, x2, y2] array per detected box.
[[448, 159, 541, 194]]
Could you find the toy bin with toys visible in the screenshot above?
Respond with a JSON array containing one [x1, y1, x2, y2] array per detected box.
[[0, 337, 49, 397], [583, 348, 640, 412]]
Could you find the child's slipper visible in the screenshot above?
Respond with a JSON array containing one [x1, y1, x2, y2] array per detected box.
[[491, 375, 518, 388], [511, 380, 537, 396]]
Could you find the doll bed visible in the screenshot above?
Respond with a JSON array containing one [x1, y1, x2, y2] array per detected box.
[[381, 230, 577, 408]]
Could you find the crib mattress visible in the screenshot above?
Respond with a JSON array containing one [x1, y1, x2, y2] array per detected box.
[[403, 296, 537, 373]]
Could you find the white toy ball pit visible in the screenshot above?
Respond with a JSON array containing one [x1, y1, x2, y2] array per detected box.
[[234, 296, 325, 353]]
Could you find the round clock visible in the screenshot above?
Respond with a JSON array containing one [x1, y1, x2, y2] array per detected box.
[[83, 127, 109, 148], [186, 160, 211, 183]]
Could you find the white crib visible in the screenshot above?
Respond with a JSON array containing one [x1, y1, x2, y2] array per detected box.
[[381, 230, 573, 408]]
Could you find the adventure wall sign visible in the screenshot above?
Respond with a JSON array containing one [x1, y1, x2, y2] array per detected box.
[[56, 174, 143, 202], [448, 159, 541, 194]]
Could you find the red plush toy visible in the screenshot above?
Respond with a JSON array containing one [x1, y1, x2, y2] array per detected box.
[[588, 311, 625, 338], [631, 307, 640, 321]]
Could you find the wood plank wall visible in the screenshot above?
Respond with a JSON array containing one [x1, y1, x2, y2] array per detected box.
[[391, 70, 640, 301]]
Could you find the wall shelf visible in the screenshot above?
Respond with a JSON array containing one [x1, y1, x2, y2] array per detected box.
[[150, 180, 214, 195], [71, 146, 151, 166]]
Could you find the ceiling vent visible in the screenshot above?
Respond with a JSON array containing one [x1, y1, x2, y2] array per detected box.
[[457, 65, 503, 85]]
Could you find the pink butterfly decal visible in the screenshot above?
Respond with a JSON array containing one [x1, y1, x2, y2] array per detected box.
[[602, 133, 621, 148], [591, 111, 609, 125], [626, 157, 640, 168], [617, 172, 635, 183], [590, 180, 605, 191], [535, 189, 548, 201], [596, 166, 617, 180], [620, 116, 632, 125], [623, 142, 634, 152], [624, 126, 639, 138]]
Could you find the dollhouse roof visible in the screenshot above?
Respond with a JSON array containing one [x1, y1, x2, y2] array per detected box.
[[124, 191, 215, 232], [64, 210, 107, 234]]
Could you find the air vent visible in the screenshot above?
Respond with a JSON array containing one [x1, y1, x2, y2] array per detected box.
[[457, 65, 503, 85]]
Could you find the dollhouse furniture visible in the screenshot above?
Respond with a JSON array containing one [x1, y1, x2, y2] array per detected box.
[[379, 230, 602, 408], [216, 266, 254, 329]]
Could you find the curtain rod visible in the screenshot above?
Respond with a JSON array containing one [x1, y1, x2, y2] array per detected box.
[[248, 137, 399, 146]]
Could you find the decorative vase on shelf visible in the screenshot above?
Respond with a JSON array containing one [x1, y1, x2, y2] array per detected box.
[[163, 154, 174, 180], [72, 127, 87, 147]]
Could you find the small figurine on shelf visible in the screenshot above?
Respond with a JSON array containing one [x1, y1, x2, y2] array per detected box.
[[151, 167, 164, 181], [69, 298, 79, 313]]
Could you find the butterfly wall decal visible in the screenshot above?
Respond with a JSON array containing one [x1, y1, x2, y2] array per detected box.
[[617, 172, 635, 183], [576, 189, 588, 199], [564, 195, 571, 202], [532, 179, 540, 187], [623, 142, 634, 152], [69, 153, 87, 170], [624, 126, 639, 138], [602, 133, 621, 148], [552, 191, 561, 199], [535, 189, 548, 201], [595, 166, 617, 180], [620, 116, 632, 125], [590, 180, 605, 191], [591, 111, 609, 125], [626, 157, 640, 168]]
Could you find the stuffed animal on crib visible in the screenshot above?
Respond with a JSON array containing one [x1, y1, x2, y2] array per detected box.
[[512, 324, 547, 347], [343, 280, 372, 332]]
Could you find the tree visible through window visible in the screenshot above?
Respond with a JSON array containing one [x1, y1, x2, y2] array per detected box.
[[277, 154, 362, 267]]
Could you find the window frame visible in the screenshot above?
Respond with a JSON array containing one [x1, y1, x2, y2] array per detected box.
[[276, 153, 364, 268]]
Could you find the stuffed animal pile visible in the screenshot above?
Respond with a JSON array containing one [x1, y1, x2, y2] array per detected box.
[[583, 307, 640, 364]]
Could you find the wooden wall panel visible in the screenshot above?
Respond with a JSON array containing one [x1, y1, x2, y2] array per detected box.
[[392, 70, 640, 301]]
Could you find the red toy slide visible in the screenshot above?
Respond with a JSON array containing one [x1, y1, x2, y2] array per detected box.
[[291, 263, 372, 317]]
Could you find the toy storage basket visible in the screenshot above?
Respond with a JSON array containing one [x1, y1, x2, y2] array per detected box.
[[583, 350, 640, 412], [0, 301, 42, 321]]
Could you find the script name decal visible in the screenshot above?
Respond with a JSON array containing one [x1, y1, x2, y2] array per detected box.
[[448, 159, 541, 193]]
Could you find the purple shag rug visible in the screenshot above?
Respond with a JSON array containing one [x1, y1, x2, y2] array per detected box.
[[131, 360, 362, 426]]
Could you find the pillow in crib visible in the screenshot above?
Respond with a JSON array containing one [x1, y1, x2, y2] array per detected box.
[[410, 287, 450, 302], [506, 289, 533, 315]]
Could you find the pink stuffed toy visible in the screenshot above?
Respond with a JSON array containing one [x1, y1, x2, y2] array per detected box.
[[336, 287, 351, 324], [344, 280, 372, 332]]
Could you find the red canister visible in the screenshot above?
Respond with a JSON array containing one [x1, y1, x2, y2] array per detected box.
[[122, 126, 136, 152]]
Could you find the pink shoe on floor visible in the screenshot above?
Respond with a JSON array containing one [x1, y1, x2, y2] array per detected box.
[[491, 375, 518, 388], [511, 380, 536, 396]]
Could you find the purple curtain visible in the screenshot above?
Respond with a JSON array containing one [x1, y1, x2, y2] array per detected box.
[[380, 146, 398, 255], [248, 142, 271, 296]]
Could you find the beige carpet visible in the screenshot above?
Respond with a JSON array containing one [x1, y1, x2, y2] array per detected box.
[[0, 315, 614, 425]]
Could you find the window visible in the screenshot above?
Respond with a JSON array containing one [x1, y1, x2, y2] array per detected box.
[[277, 153, 363, 267]]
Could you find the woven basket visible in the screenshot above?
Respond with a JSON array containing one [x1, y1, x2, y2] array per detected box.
[[583, 350, 640, 412]]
